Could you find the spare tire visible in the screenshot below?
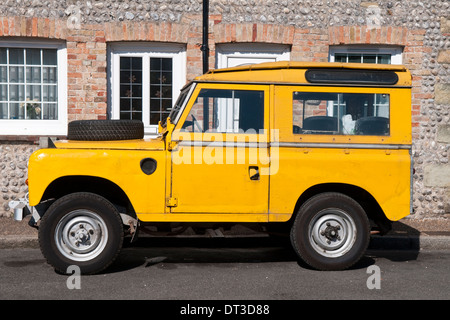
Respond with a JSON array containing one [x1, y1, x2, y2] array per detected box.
[[68, 120, 144, 141]]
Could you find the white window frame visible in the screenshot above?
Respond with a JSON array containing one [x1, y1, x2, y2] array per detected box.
[[0, 40, 67, 136], [328, 45, 402, 117], [216, 43, 291, 68], [108, 42, 186, 136], [329, 45, 403, 65], [215, 43, 289, 131]]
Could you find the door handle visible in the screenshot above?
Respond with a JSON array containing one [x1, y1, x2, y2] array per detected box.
[[249, 166, 260, 181]]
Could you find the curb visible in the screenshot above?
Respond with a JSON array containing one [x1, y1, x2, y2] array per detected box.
[[0, 236, 39, 249], [369, 234, 450, 251], [0, 234, 449, 251]]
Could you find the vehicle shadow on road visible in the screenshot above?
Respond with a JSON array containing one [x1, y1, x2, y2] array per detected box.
[[107, 236, 297, 273], [104, 223, 421, 274]]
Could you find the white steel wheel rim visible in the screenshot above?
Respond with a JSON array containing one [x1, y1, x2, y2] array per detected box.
[[308, 209, 357, 258], [55, 210, 108, 262]]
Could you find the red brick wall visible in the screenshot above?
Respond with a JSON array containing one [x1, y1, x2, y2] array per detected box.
[[0, 16, 424, 129]]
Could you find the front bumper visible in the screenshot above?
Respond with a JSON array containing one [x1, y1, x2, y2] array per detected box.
[[8, 194, 39, 224]]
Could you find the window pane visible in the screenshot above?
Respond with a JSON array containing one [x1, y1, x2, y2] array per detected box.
[[363, 55, 376, 64], [149, 57, 173, 125], [150, 112, 160, 124], [120, 99, 130, 114], [9, 66, 24, 83], [0, 84, 7, 101], [121, 57, 131, 69], [43, 49, 57, 65], [131, 57, 142, 70], [26, 85, 41, 101], [9, 49, 24, 64], [120, 69, 142, 85], [132, 98, 142, 112], [10, 103, 24, 119], [0, 48, 6, 64], [131, 112, 141, 121], [26, 49, 41, 65], [150, 58, 161, 70], [378, 54, 391, 64], [9, 85, 24, 101], [130, 85, 142, 98], [26, 66, 41, 83], [43, 67, 57, 83], [334, 54, 347, 62], [162, 58, 172, 71], [161, 99, 172, 113], [119, 57, 142, 121], [0, 66, 6, 82], [26, 102, 42, 119], [43, 85, 57, 102], [150, 98, 160, 113], [182, 89, 264, 133], [347, 55, 361, 63], [43, 103, 57, 119], [292, 92, 390, 136], [0, 102, 7, 119]]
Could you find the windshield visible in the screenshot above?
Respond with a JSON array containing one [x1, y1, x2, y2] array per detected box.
[[164, 83, 193, 127]]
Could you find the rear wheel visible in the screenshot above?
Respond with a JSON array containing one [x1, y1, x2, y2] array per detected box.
[[290, 192, 370, 271], [39, 192, 124, 275]]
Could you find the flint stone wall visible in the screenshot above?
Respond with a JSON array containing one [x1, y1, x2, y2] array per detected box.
[[0, 0, 448, 220], [1, 142, 38, 214]]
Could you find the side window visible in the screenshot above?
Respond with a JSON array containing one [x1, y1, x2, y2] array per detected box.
[[182, 89, 264, 133], [292, 92, 390, 136]]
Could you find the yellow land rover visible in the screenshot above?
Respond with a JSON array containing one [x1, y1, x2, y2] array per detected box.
[[11, 62, 412, 274]]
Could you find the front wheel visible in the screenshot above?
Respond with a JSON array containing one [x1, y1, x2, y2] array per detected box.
[[38, 192, 124, 274], [290, 192, 370, 271]]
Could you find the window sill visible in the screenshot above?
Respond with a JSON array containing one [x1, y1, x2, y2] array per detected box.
[[0, 135, 66, 146]]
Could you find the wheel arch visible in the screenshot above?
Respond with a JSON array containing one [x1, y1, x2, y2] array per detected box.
[[40, 175, 136, 218], [292, 183, 392, 234]]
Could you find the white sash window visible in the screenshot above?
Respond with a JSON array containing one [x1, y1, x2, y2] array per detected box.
[[0, 41, 67, 136], [108, 43, 186, 136]]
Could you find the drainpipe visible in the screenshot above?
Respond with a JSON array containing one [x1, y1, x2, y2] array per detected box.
[[201, 0, 209, 129], [201, 0, 209, 74]]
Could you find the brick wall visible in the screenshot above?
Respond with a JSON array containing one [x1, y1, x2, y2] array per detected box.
[[0, 0, 449, 219]]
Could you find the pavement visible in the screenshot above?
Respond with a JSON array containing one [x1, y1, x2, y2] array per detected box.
[[0, 215, 449, 251]]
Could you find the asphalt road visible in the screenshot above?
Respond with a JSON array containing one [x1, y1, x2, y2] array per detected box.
[[1, 237, 449, 303]]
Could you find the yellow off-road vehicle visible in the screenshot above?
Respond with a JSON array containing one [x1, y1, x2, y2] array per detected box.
[[11, 62, 412, 274]]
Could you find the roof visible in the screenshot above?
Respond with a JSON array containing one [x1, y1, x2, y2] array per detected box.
[[194, 61, 411, 87]]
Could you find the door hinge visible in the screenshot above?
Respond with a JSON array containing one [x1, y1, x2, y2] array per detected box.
[[166, 197, 178, 207], [168, 141, 178, 151]]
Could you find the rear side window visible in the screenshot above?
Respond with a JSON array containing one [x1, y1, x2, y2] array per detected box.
[[292, 92, 390, 136]]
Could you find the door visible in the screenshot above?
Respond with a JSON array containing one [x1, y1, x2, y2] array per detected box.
[[170, 83, 270, 215]]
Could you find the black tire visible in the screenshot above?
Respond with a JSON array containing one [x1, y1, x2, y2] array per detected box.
[[38, 192, 124, 275], [67, 120, 144, 141], [290, 192, 370, 271]]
